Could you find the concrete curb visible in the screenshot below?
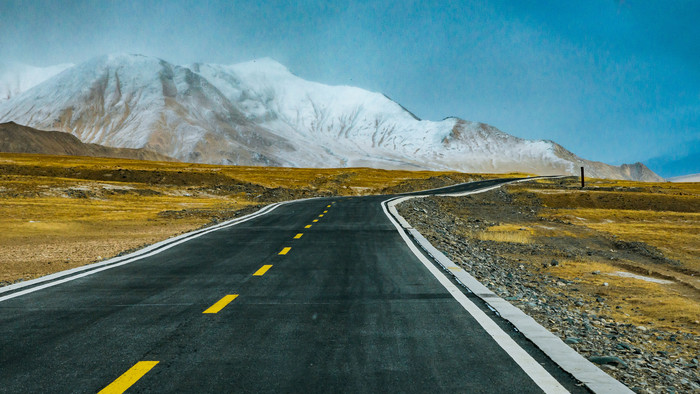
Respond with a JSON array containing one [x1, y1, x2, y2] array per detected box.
[[385, 180, 633, 394]]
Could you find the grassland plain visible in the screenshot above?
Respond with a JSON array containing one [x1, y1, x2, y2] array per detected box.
[[398, 177, 700, 392], [0, 152, 527, 285]]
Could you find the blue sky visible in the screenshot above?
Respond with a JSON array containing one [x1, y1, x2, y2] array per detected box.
[[1, 0, 698, 176]]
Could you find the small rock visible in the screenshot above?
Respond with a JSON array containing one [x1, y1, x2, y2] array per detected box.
[[637, 326, 648, 331], [590, 356, 628, 368], [603, 282, 609, 286], [550, 259, 559, 266], [592, 270, 601, 275], [565, 337, 581, 344]]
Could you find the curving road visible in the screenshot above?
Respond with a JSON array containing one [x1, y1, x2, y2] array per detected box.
[[0, 178, 587, 393]]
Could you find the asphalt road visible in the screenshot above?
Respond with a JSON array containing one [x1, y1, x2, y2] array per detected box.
[[0, 178, 586, 393]]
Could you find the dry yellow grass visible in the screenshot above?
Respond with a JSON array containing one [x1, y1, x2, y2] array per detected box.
[[0, 183, 250, 283], [549, 209, 700, 273], [471, 224, 533, 244], [520, 179, 700, 275], [437, 177, 700, 333], [0, 153, 527, 193], [546, 259, 700, 331], [499, 177, 700, 334]]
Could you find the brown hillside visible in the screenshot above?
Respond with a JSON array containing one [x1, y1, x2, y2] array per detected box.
[[0, 122, 176, 162]]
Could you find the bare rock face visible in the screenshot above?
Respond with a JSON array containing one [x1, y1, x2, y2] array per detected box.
[[0, 121, 176, 162], [0, 54, 664, 181]]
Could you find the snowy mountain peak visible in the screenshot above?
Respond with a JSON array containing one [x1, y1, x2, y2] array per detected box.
[[0, 54, 664, 181]]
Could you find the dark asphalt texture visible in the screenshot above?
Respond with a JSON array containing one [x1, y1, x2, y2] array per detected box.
[[0, 179, 586, 393]]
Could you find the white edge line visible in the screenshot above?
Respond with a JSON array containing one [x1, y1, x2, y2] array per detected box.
[[381, 195, 569, 394], [0, 196, 324, 303], [0, 203, 277, 295], [384, 178, 633, 394], [404, 175, 538, 195]]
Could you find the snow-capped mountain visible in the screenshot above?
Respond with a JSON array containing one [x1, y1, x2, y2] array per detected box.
[[0, 54, 663, 181], [0, 62, 73, 102]]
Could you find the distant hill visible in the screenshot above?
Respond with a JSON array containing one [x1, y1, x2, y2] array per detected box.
[[0, 121, 176, 162]]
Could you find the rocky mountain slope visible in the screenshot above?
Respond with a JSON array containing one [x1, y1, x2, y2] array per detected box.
[[0, 121, 175, 162], [0, 54, 663, 181]]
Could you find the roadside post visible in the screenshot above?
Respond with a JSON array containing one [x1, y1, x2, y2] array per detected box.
[[581, 166, 585, 188]]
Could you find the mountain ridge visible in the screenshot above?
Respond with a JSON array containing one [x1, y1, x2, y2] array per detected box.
[[0, 121, 176, 162], [0, 54, 664, 181]]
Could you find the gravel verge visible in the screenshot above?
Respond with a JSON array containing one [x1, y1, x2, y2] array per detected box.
[[397, 189, 699, 394]]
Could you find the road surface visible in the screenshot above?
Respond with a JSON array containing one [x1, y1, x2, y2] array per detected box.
[[0, 179, 587, 393]]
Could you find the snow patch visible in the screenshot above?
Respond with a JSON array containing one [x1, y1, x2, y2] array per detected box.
[[608, 271, 673, 285]]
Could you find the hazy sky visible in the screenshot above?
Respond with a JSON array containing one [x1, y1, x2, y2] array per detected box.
[[1, 0, 698, 175]]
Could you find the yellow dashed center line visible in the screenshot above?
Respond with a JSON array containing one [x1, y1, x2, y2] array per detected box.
[[253, 265, 273, 276], [326, 205, 331, 208], [323, 210, 328, 213], [98, 361, 159, 394], [203, 294, 239, 314], [294, 233, 303, 239], [279, 247, 292, 255], [318, 214, 324, 217], [313, 219, 318, 222], [305, 224, 312, 229]]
